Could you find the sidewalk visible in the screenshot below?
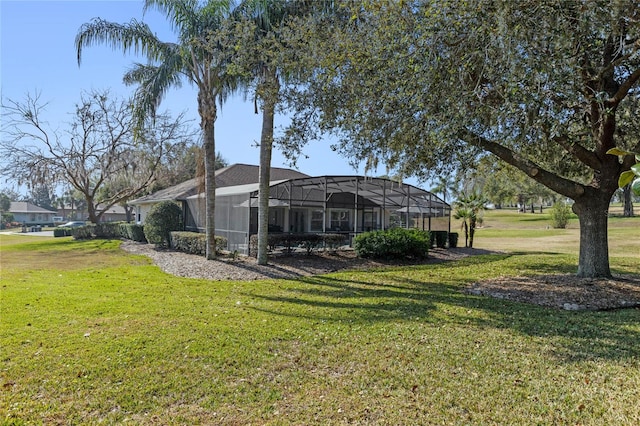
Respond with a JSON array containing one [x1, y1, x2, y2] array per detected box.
[[4, 230, 55, 237]]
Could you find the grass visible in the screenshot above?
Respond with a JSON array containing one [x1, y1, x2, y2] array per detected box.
[[1, 211, 640, 425], [474, 207, 640, 264]]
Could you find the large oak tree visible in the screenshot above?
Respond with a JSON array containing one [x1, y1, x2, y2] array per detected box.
[[281, 0, 640, 278]]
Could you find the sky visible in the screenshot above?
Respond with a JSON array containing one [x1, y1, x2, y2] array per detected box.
[[1, 0, 421, 195]]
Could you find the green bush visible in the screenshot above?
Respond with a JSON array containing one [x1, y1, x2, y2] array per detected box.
[[71, 225, 94, 240], [94, 222, 122, 239], [144, 201, 183, 248], [119, 223, 146, 242], [170, 232, 227, 256], [53, 228, 71, 237], [433, 230, 449, 248], [322, 233, 347, 252], [448, 232, 459, 248], [354, 228, 430, 260], [249, 233, 342, 257], [550, 201, 572, 229]]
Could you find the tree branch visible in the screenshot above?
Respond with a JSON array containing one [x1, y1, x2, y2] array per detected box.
[[459, 129, 586, 199], [553, 135, 602, 171], [608, 66, 640, 107]]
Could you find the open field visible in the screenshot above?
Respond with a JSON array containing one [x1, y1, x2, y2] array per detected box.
[[473, 207, 640, 263], [1, 211, 640, 425]]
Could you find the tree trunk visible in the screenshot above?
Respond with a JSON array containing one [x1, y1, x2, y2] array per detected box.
[[623, 184, 634, 217], [468, 217, 476, 248], [86, 197, 99, 223], [199, 91, 217, 260], [572, 197, 611, 278], [463, 221, 469, 248], [257, 72, 279, 265]]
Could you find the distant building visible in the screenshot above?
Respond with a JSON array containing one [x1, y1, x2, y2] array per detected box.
[[56, 203, 128, 222], [9, 202, 58, 225]]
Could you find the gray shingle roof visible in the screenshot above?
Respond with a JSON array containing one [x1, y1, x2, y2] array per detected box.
[[129, 164, 309, 205], [9, 202, 57, 214]]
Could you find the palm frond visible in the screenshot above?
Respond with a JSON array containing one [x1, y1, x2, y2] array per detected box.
[[76, 18, 165, 65], [144, 0, 233, 40], [126, 61, 185, 129]]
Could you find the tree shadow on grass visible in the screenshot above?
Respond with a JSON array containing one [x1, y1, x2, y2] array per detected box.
[[244, 255, 640, 363]]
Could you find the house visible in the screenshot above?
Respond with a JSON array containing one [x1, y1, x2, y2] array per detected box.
[[57, 203, 129, 222], [130, 164, 451, 255], [96, 204, 128, 222], [9, 202, 58, 226], [129, 164, 308, 228]]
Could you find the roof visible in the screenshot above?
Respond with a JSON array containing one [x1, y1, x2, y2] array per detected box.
[[266, 176, 450, 210], [187, 175, 450, 213], [9, 202, 57, 214], [97, 204, 127, 215], [214, 163, 309, 187], [130, 164, 309, 205], [187, 180, 288, 199], [129, 177, 202, 205]]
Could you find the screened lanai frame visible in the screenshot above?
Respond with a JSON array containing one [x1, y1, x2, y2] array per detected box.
[[186, 176, 451, 255]]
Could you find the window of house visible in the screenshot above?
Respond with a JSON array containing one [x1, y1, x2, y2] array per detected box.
[[330, 210, 350, 231], [310, 210, 324, 232], [363, 210, 378, 231]]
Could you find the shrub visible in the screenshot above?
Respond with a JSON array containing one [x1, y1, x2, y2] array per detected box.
[[119, 223, 146, 242], [144, 201, 183, 248], [53, 228, 71, 237], [170, 231, 227, 256], [322, 233, 347, 252], [433, 230, 449, 248], [354, 228, 430, 260], [171, 231, 206, 255], [249, 233, 337, 257], [448, 232, 459, 248], [299, 233, 322, 255], [71, 225, 94, 240], [550, 201, 572, 229], [94, 222, 121, 239]]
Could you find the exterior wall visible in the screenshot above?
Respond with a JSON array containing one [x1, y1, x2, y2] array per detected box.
[[135, 204, 154, 224], [12, 212, 57, 225]]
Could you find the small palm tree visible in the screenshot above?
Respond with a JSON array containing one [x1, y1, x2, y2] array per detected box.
[[453, 206, 471, 248], [454, 193, 487, 248], [76, 0, 237, 259]]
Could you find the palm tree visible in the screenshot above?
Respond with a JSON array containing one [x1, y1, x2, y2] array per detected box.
[[431, 175, 456, 204], [234, 0, 324, 264], [454, 193, 487, 248], [76, 0, 236, 259], [453, 206, 472, 248]]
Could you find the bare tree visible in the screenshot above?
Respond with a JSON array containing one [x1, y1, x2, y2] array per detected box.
[[0, 89, 194, 223]]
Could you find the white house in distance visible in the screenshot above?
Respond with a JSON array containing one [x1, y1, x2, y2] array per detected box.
[[9, 202, 58, 225], [129, 163, 451, 255]]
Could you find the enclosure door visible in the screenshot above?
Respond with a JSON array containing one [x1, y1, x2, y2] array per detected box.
[[362, 209, 379, 232], [290, 209, 306, 233]]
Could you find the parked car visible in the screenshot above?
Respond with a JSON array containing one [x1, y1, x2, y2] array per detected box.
[[57, 221, 86, 228]]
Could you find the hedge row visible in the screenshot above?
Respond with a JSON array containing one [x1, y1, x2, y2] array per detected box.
[[64, 222, 146, 242], [119, 223, 146, 242], [249, 233, 347, 257], [170, 231, 227, 256]]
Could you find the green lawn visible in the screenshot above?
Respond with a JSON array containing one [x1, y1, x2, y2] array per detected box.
[[1, 212, 640, 425], [474, 208, 640, 263]]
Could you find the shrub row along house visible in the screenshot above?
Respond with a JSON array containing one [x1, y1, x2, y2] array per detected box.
[[129, 164, 451, 255]]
